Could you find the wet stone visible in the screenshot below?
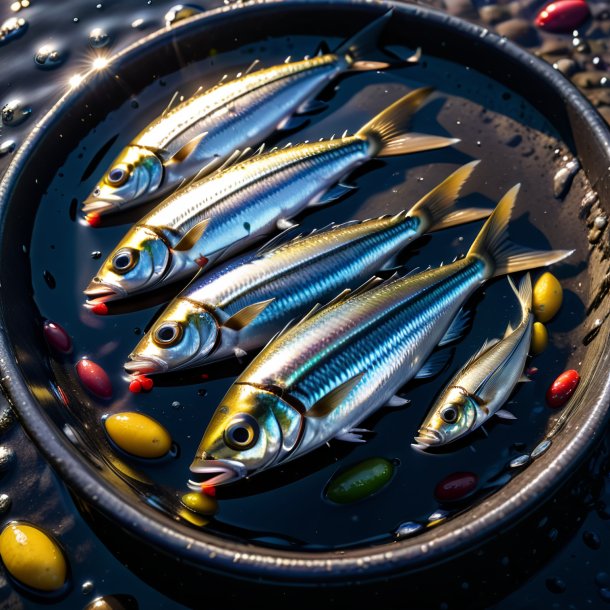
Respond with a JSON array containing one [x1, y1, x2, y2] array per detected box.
[[496, 18, 540, 46], [583, 530, 601, 549], [595, 215, 608, 229], [572, 70, 609, 88], [554, 58, 578, 76], [1, 99, 31, 126], [510, 454, 530, 468], [0, 16, 27, 44], [553, 159, 580, 198], [546, 576, 567, 593], [531, 439, 552, 458]]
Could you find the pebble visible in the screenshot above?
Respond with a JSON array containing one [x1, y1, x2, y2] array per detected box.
[[43, 320, 72, 355], [443, 0, 478, 19], [1, 99, 31, 126], [553, 57, 578, 76], [0, 140, 16, 156], [0, 446, 15, 472], [76, 358, 113, 400], [34, 44, 65, 69], [164, 4, 203, 26], [530, 439, 552, 458], [104, 412, 172, 459], [325, 457, 394, 504], [434, 471, 478, 503], [536, 0, 590, 33], [395, 521, 424, 539], [180, 492, 218, 516], [595, 215, 608, 229], [0, 494, 11, 514], [531, 321, 549, 355], [0, 16, 27, 45], [546, 576, 567, 593], [546, 369, 580, 407], [533, 272, 563, 322], [496, 18, 540, 46], [572, 70, 609, 89], [89, 27, 110, 48], [0, 522, 67, 591], [510, 454, 530, 468], [479, 4, 511, 25], [553, 158, 579, 198]]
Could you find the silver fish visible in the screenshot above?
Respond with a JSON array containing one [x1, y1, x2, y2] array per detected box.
[[124, 162, 490, 375], [82, 10, 405, 219], [189, 185, 572, 487], [414, 274, 533, 449], [84, 87, 457, 306]]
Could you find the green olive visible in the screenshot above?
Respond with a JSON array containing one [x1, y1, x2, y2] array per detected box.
[[325, 457, 394, 504]]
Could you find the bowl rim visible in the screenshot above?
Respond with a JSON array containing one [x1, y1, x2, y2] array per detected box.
[[1, 0, 610, 585]]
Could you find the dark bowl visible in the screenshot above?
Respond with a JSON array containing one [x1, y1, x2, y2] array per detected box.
[[1, 1, 609, 608]]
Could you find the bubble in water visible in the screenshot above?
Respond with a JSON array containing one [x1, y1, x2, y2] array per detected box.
[[1, 99, 31, 126], [35, 44, 65, 69], [89, 27, 110, 48], [0, 140, 16, 156], [0, 16, 27, 44], [81, 580, 94, 595], [164, 4, 203, 27]]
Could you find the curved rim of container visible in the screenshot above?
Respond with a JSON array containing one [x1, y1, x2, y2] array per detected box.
[[0, 0, 609, 585]]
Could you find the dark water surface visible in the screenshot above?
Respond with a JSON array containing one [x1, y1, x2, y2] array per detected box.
[[1, 0, 610, 608]]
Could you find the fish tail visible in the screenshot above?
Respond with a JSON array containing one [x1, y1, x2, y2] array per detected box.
[[507, 273, 533, 321], [356, 88, 459, 157], [335, 10, 394, 71], [467, 184, 574, 279], [406, 161, 491, 232]]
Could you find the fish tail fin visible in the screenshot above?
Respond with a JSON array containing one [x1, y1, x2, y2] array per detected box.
[[507, 273, 533, 323], [406, 161, 490, 232], [467, 184, 574, 279], [355, 88, 459, 157], [335, 10, 394, 71]]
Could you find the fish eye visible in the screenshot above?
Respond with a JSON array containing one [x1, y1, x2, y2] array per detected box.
[[111, 248, 138, 274], [441, 405, 459, 424], [153, 321, 183, 347], [224, 414, 259, 451], [107, 166, 129, 187]]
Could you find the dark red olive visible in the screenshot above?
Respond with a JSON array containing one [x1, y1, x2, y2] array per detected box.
[[435, 471, 478, 503], [535, 0, 590, 33], [546, 369, 580, 408], [76, 358, 112, 400], [43, 320, 72, 355]]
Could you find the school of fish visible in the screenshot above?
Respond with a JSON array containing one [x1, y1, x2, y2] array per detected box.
[[80, 9, 574, 491]]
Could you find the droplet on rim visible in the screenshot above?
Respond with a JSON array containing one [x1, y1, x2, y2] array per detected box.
[[1, 99, 31, 126], [89, 27, 110, 48]]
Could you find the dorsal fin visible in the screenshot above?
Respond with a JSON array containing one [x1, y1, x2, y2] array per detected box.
[[463, 337, 500, 369], [305, 373, 365, 418], [256, 225, 304, 256], [244, 58, 261, 75], [169, 132, 208, 164], [173, 218, 211, 252], [222, 298, 274, 331]]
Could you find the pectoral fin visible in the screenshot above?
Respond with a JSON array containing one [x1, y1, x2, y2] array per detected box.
[[173, 218, 211, 252], [169, 132, 208, 164], [305, 373, 365, 419], [310, 183, 357, 207], [223, 298, 275, 331], [415, 350, 452, 379], [386, 395, 410, 407], [496, 409, 517, 420]]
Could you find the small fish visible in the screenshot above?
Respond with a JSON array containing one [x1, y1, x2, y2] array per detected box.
[[81, 10, 407, 219], [414, 274, 533, 449], [84, 87, 457, 305], [124, 162, 490, 375], [188, 186, 572, 487]]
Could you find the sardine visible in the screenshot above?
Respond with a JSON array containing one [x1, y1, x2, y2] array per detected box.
[[414, 274, 533, 449], [188, 185, 572, 488], [81, 10, 407, 220], [124, 162, 490, 375], [84, 87, 457, 306]]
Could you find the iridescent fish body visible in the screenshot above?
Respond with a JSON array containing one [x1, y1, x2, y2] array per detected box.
[[82, 10, 405, 218], [85, 88, 457, 305], [125, 163, 490, 375], [189, 186, 572, 487], [414, 274, 533, 448]]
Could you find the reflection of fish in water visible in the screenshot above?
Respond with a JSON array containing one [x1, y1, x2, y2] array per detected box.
[[414, 273, 533, 449], [124, 162, 490, 376], [189, 186, 572, 488], [84, 87, 457, 306], [82, 10, 410, 219]]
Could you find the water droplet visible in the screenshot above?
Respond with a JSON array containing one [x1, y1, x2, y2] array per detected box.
[[531, 439, 551, 459], [164, 4, 203, 27], [131, 18, 145, 29], [0, 16, 27, 44], [1, 99, 31, 126], [0, 140, 16, 156], [35, 44, 65, 69], [583, 530, 601, 550], [91, 250, 102, 259], [509, 454, 530, 468], [0, 446, 15, 471], [394, 521, 423, 539], [553, 158, 579, 199], [428, 509, 449, 521], [0, 494, 11, 514], [89, 27, 110, 48], [81, 580, 94, 595], [546, 576, 566, 594], [171, 401, 181, 409]]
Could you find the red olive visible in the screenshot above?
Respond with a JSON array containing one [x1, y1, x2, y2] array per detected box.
[[546, 369, 580, 408], [76, 358, 112, 400], [535, 0, 590, 33], [43, 320, 72, 355], [435, 471, 478, 503]]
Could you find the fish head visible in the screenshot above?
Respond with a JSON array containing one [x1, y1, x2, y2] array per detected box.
[[84, 226, 171, 303], [82, 145, 164, 217], [125, 299, 219, 375], [189, 383, 301, 487], [413, 387, 478, 449]]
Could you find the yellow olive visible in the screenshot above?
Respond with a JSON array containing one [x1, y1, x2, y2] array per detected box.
[[0, 522, 67, 591], [531, 322, 549, 355], [180, 492, 218, 517], [533, 272, 563, 323], [105, 412, 172, 458]]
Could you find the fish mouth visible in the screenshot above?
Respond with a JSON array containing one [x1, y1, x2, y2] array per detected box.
[[84, 279, 127, 303], [412, 427, 443, 451], [124, 355, 168, 375], [188, 458, 247, 490], [82, 192, 125, 216]]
